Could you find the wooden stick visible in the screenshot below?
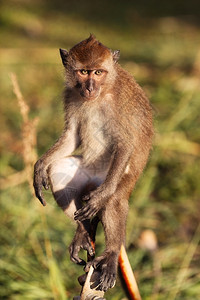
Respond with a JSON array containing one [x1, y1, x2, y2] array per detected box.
[[119, 244, 142, 300]]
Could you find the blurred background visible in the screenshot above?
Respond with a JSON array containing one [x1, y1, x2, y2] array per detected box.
[[0, 0, 200, 299]]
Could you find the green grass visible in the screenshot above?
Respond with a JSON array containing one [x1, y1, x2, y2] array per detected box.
[[0, 0, 200, 299]]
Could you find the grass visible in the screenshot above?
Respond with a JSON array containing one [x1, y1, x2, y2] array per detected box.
[[0, 0, 200, 299]]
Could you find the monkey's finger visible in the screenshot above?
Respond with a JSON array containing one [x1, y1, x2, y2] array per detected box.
[[100, 275, 116, 292], [75, 213, 93, 222], [84, 261, 93, 273], [37, 194, 47, 206], [43, 183, 49, 190], [74, 214, 88, 222], [93, 259, 103, 270], [82, 194, 90, 201], [77, 206, 98, 220], [69, 244, 86, 265], [71, 256, 86, 265], [74, 207, 96, 221], [42, 178, 49, 190], [74, 204, 94, 217], [35, 188, 47, 206], [84, 243, 95, 257], [74, 207, 86, 218], [70, 250, 86, 265], [33, 179, 47, 206]]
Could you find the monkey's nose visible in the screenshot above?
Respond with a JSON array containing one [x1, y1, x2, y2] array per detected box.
[[87, 86, 93, 92], [86, 79, 94, 93]]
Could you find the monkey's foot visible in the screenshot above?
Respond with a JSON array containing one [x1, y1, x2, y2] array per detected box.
[[69, 223, 95, 265], [84, 251, 118, 292]]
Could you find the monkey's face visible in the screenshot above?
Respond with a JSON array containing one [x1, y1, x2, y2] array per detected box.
[[60, 35, 120, 101], [75, 68, 107, 100]]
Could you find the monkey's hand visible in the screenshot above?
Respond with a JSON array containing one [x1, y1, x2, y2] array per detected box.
[[33, 159, 49, 206], [74, 187, 108, 221], [69, 222, 95, 265]]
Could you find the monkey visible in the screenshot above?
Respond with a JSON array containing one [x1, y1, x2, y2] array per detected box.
[[33, 34, 154, 292]]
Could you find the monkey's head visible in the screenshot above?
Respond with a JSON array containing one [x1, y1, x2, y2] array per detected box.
[[60, 35, 120, 101]]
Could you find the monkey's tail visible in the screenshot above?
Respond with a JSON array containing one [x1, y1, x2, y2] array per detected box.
[[118, 244, 142, 300]]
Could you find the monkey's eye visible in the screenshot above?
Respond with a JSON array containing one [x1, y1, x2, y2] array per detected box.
[[80, 69, 88, 75], [95, 70, 102, 75]]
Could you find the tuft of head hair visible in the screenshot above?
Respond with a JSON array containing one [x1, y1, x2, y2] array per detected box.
[[69, 34, 111, 64]]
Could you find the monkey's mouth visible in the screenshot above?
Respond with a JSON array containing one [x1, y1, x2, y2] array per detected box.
[[81, 89, 100, 100]]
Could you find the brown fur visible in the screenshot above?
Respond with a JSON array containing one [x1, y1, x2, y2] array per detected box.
[[33, 35, 154, 292]]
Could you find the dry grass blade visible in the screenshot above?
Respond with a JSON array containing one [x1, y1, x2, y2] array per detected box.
[[10, 73, 29, 122], [9, 72, 39, 193]]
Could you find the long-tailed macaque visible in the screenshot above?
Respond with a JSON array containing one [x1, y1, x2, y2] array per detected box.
[[33, 35, 154, 292]]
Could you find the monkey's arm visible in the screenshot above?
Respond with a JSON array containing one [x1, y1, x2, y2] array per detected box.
[[34, 126, 79, 205], [74, 143, 133, 221]]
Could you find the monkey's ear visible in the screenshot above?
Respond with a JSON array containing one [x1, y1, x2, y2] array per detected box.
[[112, 50, 120, 62], [59, 48, 69, 66]]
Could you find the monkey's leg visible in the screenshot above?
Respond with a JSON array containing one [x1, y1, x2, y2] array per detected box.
[[48, 156, 105, 264], [85, 194, 129, 292]]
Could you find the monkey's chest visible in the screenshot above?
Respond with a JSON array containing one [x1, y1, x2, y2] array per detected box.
[[79, 114, 112, 166]]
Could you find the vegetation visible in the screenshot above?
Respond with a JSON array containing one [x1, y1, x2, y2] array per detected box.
[[0, 0, 199, 299]]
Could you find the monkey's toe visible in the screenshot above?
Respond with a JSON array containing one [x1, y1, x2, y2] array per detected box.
[[99, 271, 116, 292], [69, 243, 86, 265]]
